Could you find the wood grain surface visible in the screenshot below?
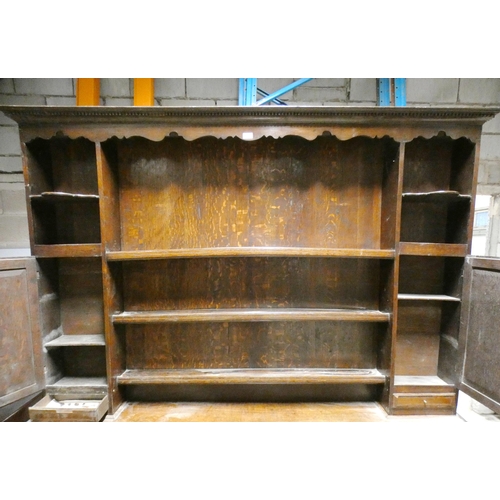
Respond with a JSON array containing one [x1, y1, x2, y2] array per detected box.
[[120, 257, 383, 311], [115, 136, 393, 251], [115, 401, 390, 422], [109, 401, 465, 422], [117, 368, 385, 384], [2, 105, 492, 417], [460, 267, 500, 408], [403, 136, 475, 194], [0, 262, 44, 408], [124, 321, 383, 370], [26, 137, 101, 246]]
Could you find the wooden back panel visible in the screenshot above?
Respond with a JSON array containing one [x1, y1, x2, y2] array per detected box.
[[115, 136, 393, 250], [398, 256, 463, 296], [403, 136, 475, 194], [125, 322, 383, 370], [37, 258, 104, 336], [26, 137, 98, 195], [59, 258, 104, 335], [121, 257, 382, 311]]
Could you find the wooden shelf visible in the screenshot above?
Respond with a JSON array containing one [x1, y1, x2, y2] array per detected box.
[[106, 247, 396, 261], [33, 244, 102, 258], [30, 192, 99, 202], [398, 294, 460, 302], [46, 377, 107, 398], [45, 334, 105, 348], [394, 376, 453, 387], [112, 308, 391, 324], [399, 242, 468, 257], [117, 368, 386, 385], [402, 191, 471, 203]]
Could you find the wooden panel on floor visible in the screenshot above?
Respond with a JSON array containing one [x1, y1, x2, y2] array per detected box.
[[109, 402, 465, 422], [110, 402, 385, 422]]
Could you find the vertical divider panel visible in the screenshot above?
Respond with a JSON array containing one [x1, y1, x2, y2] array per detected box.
[[380, 139, 401, 250], [386, 143, 405, 412], [96, 141, 125, 414], [465, 141, 481, 252], [20, 141, 37, 254], [378, 140, 401, 409]]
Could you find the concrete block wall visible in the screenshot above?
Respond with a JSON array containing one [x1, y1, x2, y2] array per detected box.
[[1, 78, 500, 250]]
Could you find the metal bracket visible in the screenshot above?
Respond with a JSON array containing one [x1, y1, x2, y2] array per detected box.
[[257, 88, 287, 106], [394, 78, 407, 106], [377, 78, 406, 106], [239, 78, 312, 106], [240, 78, 406, 106], [239, 78, 257, 106]]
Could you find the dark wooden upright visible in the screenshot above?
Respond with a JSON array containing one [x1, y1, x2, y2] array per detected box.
[[1, 105, 498, 417]]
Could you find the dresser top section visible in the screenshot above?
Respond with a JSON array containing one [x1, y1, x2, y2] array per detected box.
[[2, 105, 499, 142]]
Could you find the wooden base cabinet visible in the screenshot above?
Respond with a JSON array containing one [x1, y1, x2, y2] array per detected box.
[[1, 105, 499, 420]]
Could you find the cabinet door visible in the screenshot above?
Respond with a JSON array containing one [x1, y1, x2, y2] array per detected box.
[[458, 256, 500, 413], [0, 258, 45, 420]]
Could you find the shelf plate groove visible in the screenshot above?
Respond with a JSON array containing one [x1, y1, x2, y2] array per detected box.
[[107, 247, 396, 261], [45, 334, 106, 347], [112, 308, 391, 324], [117, 368, 386, 385], [397, 294, 460, 302]]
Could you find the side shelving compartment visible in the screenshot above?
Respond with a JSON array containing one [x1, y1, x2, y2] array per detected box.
[[23, 137, 101, 257], [36, 257, 108, 407], [391, 134, 478, 415], [392, 256, 464, 414], [400, 136, 475, 256], [97, 133, 400, 410]]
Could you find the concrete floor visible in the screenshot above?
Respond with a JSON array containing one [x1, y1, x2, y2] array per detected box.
[[456, 391, 500, 422]]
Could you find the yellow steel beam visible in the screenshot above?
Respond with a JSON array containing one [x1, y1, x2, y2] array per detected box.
[[134, 78, 155, 106], [76, 78, 100, 106]]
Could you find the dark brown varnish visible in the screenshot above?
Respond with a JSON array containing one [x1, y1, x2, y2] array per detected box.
[[0, 259, 44, 420], [458, 258, 500, 414], [2, 105, 498, 418], [25, 137, 101, 248], [112, 136, 393, 251], [35, 257, 106, 391], [124, 322, 383, 370], [121, 257, 382, 311]]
